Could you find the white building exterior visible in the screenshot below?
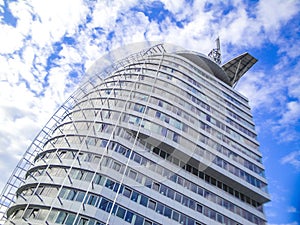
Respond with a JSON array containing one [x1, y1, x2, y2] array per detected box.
[[0, 44, 270, 225]]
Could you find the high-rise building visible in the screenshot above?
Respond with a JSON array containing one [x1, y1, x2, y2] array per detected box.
[[0, 43, 270, 225]]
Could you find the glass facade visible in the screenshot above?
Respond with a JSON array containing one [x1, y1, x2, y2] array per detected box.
[[0, 44, 270, 225]]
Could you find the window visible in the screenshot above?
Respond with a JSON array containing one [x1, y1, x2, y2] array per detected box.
[[152, 182, 160, 191], [116, 207, 126, 219], [76, 171, 84, 180], [156, 202, 164, 214], [189, 200, 195, 210], [93, 174, 102, 185], [155, 111, 161, 118], [144, 178, 152, 188], [161, 127, 167, 137], [167, 188, 175, 199], [191, 183, 197, 193], [36, 209, 48, 220], [144, 220, 152, 225], [148, 200, 156, 210], [134, 104, 145, 113], [65, 214, 76, 225], [134, 215, 144, 225], [84, 172, 93, 182], [87, 195, 98, 206], [48, 187, 58, 198], [75, 192, 85, 202], [79, 218, 89, 225], [175, 192, 182, 203], [113, 162, 121, 171], [153, 147, 160, 155], [164, 207, 172, 218], [131, 191, 139, 202], [159, 150, 166, 159], [129, 170, 137, 180], [47, 210, 58, 222], [210, 210, 216, 220], [160, 184, 167, 195], [196, 204, 203, 213], [123, 188, 132, 198], [59, 188, 67, 199], [172, 211, 179, 221], [133, 154, 142, 164], [136, 173, 143, 183], [216, 213, 223, 223], [140, 195, 148, 207], [93, 156, 101, 164], [125, 211, 134, 223], [180, 214, 187, 225], [55, 211, 67, 224], [99, 198, 109, 211], [67, 190, 77, 200], [105, 179, 115, 190], [177, 176, 184, 186], [100, 139, 108, 147], [187, 217, 194, 225], [29, 209, 39, 219], [182, 196, 189, 207]]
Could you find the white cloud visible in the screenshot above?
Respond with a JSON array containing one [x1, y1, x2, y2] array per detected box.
[[257, 0, 300, 33], [236, 70, 285, 111], [281, 151, 300, 169], [89, 0, 138, 31], [0, 24, 24, 53], [279, 101, 300, 125], [161, 0, 192, 20]]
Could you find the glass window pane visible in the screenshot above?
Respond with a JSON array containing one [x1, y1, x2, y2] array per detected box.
[[37, 209, 48, 220], [167, 188, 175, 199], [47, 210, 58, 222], [164, 207, 172, 218], [123, 188, 132, 198], [76, 192, 85, 202], [67, 190, 77, 200], [79, 218, 89, 225], [55, 211, 67, 224], [134, 215, 144, 225], [125, 211, 134, 223], [131, 191, 139, 202], [148, 200, 156, 210], [156, 202, 164, 214], [99, 198, 109, 211], [172, 211, 179, 221], [116, 207, 126, 219], [175, 192, 182, 202], [144, 220, 152, 225], [65, 214, 76, 225], [140, 195, 148, 207]]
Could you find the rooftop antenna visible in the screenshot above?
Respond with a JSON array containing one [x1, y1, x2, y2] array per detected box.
[[208, 37, 221, 65]]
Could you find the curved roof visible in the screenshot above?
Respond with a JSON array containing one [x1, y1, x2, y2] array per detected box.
[[176, 51, 257, 86], [176, 52, 231, 84]]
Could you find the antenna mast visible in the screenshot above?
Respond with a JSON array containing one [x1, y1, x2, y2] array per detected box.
[[208, 37, 221, 65]]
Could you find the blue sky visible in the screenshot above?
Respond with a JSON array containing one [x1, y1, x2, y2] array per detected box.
[[0, 0, 299, 224]]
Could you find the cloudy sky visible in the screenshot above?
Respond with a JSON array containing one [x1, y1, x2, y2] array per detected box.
[[0, 0, 299, 224]]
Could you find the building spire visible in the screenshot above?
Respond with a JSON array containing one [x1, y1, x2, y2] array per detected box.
[[208, 37, 221, 65]]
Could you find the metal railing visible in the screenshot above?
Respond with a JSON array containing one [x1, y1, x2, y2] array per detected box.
[[0, 43, 166, 224]]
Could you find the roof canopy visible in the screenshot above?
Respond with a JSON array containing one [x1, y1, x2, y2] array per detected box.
[[222, 53, 258, 86]]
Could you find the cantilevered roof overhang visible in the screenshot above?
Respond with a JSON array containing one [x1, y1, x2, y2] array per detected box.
[[222, 52, 258, 86], [176, 51, 257, 87]]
